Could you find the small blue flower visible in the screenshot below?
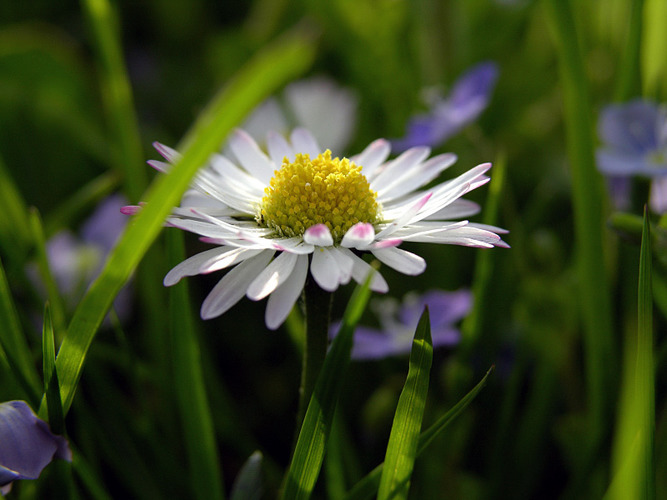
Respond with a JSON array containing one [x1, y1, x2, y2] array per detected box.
[[596, 100, 667, 212], [392, 62, 499, 152], [332, 289, 472, 360], [596, 99, 667, 177], [0, 401, 71, 495]]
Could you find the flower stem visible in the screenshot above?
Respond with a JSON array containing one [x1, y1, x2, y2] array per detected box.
[[297, 276, 333, 428]]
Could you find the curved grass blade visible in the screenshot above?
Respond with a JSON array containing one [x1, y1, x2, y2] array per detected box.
[[0, 257, 41, 405], [167, 230, 225, 500], [48, 30, 316, 416], [377, 307, 432, 500], [80, 0, 147, 202], [281, 270, 375, 500], [344, 365, 494, 500], [42, 302, 64, 435], [605, 207, 655, 500], [544, 0, 614, 462]]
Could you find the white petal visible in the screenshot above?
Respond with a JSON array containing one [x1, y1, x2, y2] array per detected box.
[[153, 142, 181, 163], [329, 247, 354, 285], [246, 252, 298, 301], [290, 128, 321, 157], [228, 129, 275, 185], [164, 247, 262, 286], [341, 222, 375, 248], [303, 224, 334, 246], [338, 247, 389, 293], [375, 192, 432, 240], [200, 251, 274, 319], [371, 246, 426, 276], [267, 131, 294, 165], [422, 199, 480, 220], [377, 153, 457, 202], [369, 146, 431, 192], [352, 139, 391, 178], [310, 247, 341, 291], [265, 254, 309, 330], [148, 159, 170, 173]]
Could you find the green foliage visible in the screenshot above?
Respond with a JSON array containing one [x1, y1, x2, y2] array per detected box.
[[0, 1, 665, 498]]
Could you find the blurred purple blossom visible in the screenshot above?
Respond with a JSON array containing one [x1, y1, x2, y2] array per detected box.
[[0, 401, 71, 495], [39, 194, 132, 319], [332, 289, 472, 360], [596, 100, 667, 212], [392, 62, 499, 152]]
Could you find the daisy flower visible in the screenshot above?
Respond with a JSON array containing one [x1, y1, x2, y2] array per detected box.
[[139, 128, 507, 329]]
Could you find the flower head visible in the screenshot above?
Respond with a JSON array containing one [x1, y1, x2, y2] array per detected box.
[[331, 289, 472, 360], [596, 100, 667, 177], [392, 62, 499, 152], [0, 401, 71, 495], [596, 100, 667, 212], [148, 128, 506, 329]]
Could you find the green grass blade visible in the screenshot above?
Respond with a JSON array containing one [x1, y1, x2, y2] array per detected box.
[[80, 0, 147, 202], [606, 208, 655, 500], [42, 302, 65, 435], [230, 451, 264, 500], [613, 0, 643, 101], [0, 154, 32, 264], [0, 257, 42, 405], [344, 366, 494, 500], [281, 271, 375, 500], [544, 0, 615, 450], [49, 30, 316, 416], [377, 308, 433, 500], [641, 0, 667, 96], [167, 230, 225, 500], [636, 208, 656, 499]]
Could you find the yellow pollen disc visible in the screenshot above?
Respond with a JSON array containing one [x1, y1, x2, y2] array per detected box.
[[258, 150, 380, 242]]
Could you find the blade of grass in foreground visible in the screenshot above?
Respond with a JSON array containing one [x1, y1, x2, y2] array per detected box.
[[42, 303, 65, 435], [0, 257, 42, 405], [344, 366, 494, 500], [544, 0, 614, 457], [377, 308, 433, 500], [48, 30, 316, 416], [605, 208, 655, 500], [281, 271, 375, 500], [167, 230, 224, 500]]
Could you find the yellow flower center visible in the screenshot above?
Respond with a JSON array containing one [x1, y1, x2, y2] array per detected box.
[[258, 150, 380, 242]]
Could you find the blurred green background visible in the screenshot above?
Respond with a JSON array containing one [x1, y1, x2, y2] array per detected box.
[[1, 0, 665, 498]]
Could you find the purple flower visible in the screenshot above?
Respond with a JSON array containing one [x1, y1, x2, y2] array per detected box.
[[38, 194, 132, 319], [392, 62, 499, 152], [0, 401, 71, 495], [596, 100, 667, 177], [596, 100, 667, 212], [332, 289, 472, 360]]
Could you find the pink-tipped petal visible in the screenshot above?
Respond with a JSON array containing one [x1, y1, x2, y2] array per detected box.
[[341, 222, 375, 248], [120, 205, 141, 215], [304, 224, 334, 247], [153, 142, 181, 163]]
